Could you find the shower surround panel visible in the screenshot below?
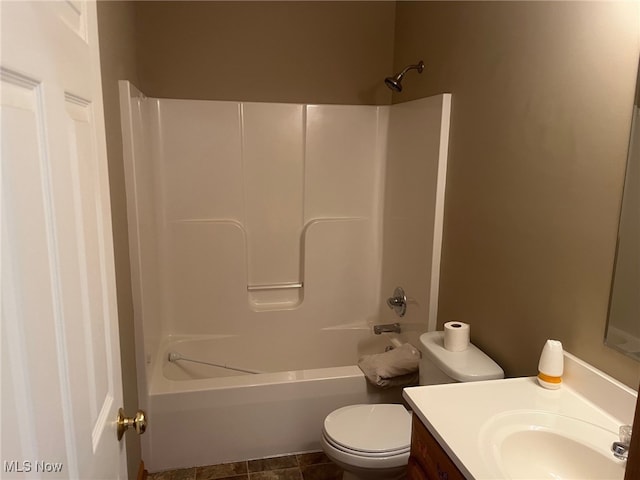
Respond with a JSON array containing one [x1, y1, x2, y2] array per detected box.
[[120, 82, 452, 382], [162, 98, 384, 315], [119, 82, 452, 469], [121, 83, 387, 367]]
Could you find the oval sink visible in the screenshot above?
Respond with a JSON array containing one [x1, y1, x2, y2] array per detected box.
[[480, 411, 626, 479], [500, 430, 622, 479]]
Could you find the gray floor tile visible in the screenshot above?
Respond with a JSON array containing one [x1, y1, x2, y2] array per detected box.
[[199, 476, 248, 480], [196, 461, 248, 479], [148, 451, 342, 480], [248, 455, 298, 472], [295, 452, 331, 467], [300, 463, 343, 480], [148, 468, 197, 480], [249, 467, 303, 480]]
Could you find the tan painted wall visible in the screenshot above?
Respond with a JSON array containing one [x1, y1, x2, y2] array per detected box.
[[96, 2, 141, 477], [97, 3, 395, 472], [393, 1, 640, 388], [133, 1, 396, 105], [100, 1, 639, 428]]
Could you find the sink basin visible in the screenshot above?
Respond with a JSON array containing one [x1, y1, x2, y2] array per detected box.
[[403, 354, 637, 479], [481, 411, 625, 479], [500, 430, 621, 479]]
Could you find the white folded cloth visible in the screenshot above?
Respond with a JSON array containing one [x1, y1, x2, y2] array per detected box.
[[357, 343, 420, 388]]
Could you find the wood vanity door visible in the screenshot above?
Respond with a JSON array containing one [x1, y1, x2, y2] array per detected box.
[[409, 414, 466, 480], [407, 457, 430, 480]]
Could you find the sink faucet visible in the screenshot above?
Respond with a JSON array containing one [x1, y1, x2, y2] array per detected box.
[[611, 425, 632, 460], [373, 323, 401, 335]]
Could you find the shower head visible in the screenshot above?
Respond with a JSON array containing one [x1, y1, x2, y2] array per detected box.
[[384, 61, 425, 92]]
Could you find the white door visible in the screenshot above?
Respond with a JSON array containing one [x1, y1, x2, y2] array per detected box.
[[1, 1, 125, 478]]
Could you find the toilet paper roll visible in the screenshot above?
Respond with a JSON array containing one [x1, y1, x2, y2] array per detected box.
[[443, 321, 470, 352]]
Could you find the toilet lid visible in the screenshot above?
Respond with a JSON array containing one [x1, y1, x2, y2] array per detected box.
[[323, 404, 411, 454]]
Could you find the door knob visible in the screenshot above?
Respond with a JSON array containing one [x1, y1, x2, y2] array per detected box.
[[117, 408, 147, 441]]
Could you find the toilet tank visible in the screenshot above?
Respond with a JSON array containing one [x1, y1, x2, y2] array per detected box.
[[418, 331, 504, 386]]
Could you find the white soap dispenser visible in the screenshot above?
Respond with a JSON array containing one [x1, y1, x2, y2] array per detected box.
[[537, 339, 564, 389]]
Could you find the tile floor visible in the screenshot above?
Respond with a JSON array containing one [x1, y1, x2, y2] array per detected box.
[[147, 452, 344, 480]]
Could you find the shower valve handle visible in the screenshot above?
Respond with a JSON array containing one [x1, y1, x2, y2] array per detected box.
[[386, 287, 407, 317]]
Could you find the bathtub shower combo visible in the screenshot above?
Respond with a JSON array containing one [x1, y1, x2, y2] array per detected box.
[[118, 81, 451, 471]]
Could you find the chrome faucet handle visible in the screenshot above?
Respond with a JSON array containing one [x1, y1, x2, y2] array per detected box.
[[612, 442, 629, 460], [386, 287, 407, 317], [612, 425, 632, 460]]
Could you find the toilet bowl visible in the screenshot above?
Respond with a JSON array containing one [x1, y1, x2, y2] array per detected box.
[[321, 404, 411, 480], [321, 331, 504, 480]]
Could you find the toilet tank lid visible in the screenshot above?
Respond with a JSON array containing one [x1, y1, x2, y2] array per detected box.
[[420, 331, 504, 382]]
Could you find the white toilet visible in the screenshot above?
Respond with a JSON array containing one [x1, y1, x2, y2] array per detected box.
[[321, 331, 504, 480]]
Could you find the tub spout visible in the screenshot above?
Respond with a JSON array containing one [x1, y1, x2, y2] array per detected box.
[[373, 323, 401, 335]]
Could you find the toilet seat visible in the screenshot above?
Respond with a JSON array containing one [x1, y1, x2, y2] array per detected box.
[[323, 432, 409, 458], [322, 404, 411, 456]]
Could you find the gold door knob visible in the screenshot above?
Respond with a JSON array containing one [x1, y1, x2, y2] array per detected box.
[[117, 408, 147, 441]]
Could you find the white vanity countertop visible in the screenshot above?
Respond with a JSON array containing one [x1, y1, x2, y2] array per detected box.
[[402, 352, 638, 480]]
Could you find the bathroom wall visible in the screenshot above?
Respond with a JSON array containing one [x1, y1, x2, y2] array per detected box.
[[156, 99, 385, 334], [119, 87, 452, 391], [608, 107, 640, 350], [118, 82, 162, 399], [392, 1, 640, 387], [95, 2, 141, 478], [133, 1, 396, 105], [101, 1, 640, 406], [121, 90, 387, 377], [98, 4, 398, 472], [378, 95, 451, 342]]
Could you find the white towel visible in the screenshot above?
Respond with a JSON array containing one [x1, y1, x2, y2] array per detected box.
[[358, 343, 420, 389]]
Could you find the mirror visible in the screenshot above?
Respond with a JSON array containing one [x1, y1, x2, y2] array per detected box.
[[605, 59, 640, 362]]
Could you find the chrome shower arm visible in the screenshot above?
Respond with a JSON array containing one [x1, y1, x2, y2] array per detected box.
[[397, 61, 425, 79], [384, 60, 425, 92]]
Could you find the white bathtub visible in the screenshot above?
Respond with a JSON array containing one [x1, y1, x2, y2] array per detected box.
[[145, 329, 408, 472]]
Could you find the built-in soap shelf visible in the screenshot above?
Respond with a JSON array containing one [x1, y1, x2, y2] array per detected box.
[[246, 282, 303, 292], [247, 282, 304, 311], [171, 216, 374, 312]]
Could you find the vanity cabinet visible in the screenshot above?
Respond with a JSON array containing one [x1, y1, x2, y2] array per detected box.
[[408, 414, 466, 480]]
